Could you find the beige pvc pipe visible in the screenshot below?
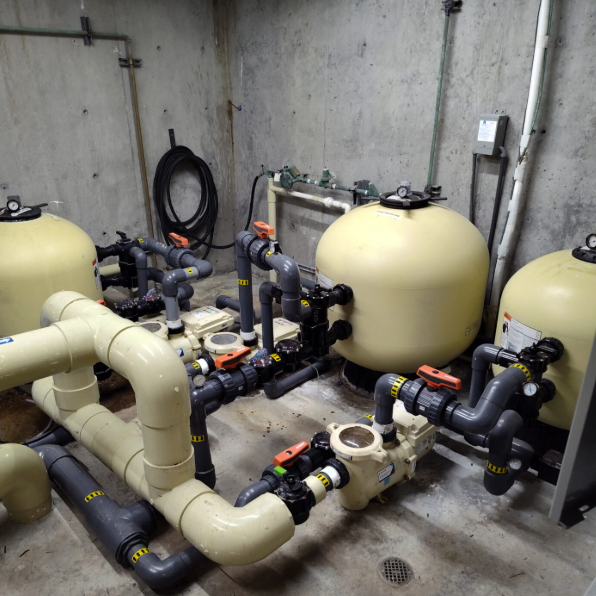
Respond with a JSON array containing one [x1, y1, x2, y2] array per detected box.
[[0, 444, 52, 523], [2, 291, 294, 564], [98, 263, 121, 276]]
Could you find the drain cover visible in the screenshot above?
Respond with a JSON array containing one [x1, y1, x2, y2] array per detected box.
[[378, 557, 414, 587]]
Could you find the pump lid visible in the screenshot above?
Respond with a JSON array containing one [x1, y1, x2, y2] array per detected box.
[[572, 233, 596, 264], [0, 196, 47, 222]]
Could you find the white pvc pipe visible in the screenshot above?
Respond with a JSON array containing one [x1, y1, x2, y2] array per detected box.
[[0, 291, 295, 565], [488, 0, 551, 331]]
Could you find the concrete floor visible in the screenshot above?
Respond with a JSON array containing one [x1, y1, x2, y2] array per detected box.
[[1, 272, 595, 596]]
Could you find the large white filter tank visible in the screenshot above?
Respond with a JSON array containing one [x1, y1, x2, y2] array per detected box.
[[315, 188, 489, 373], [494, 240, 596, 430]]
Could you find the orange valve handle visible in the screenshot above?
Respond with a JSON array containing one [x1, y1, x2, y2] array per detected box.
[[168, 232, 190, 247], [416, 365, 462, 391], [273, 441, 309, 467], [214, 346, 252, 370], [253, 221, 275, 239]]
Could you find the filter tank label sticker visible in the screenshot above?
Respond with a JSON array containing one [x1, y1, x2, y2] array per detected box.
[[378, 462, 395, 482], [478, 119, 497, 142], [0, 337, 13, 345], [500, 312, 541, 353], [93, 258, 101, 289], [375, 211, 403, 221], [315, 268, 334, 290]]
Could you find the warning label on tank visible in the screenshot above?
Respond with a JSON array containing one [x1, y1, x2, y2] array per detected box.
[[500, 312, 542, 353], [315, 268, 334, 290], [93, 258, 101, 289], [192, 306, 222, 319]]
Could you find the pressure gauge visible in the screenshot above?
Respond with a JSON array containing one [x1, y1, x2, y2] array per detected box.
[[396, 185, 409, 198], [6, 196, 21, 212], [586, 233, 596, 250], [522, 381, 539, 397]]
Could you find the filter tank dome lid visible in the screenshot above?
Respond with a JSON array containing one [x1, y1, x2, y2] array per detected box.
[[571, 233, 596, 264], [0, 196, 47, 222], [378, 181, 446, 210]]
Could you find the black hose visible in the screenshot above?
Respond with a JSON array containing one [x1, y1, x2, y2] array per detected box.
[[152, 144, 260, 257]]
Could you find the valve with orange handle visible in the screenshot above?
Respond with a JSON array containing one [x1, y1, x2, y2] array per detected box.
[[416, 365, 462, 391], [168, 232, 190, 247], [253, 221, 275, 239], [273, 440, 309, 467], [214, 346, 252, 370]]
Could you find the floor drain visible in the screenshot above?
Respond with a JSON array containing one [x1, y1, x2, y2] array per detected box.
[[378, 557, 414, 587]]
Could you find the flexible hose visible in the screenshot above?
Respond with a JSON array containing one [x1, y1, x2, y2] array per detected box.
[[152, 145, 260, 257]]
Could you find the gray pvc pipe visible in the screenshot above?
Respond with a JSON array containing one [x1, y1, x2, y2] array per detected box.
[[161, 267, 205, 330], [448, 366, 527, 434], [301, 277, 316, 290], [259, 281, 277, 355], [235, 231, 257, 344], [373, 374, 401, 427], [129, 246, 149, 298], [265, 252, 311, 322], [35, 444, 203, 591], [469, 344, 518, 407], [215, 295, 257, 323], [264, 357, 331, 399], [26, 426, 73, 448], [235, 479, 273, 508]]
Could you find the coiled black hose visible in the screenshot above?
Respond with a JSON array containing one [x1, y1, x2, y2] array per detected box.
[[152, 145, 260, 258]]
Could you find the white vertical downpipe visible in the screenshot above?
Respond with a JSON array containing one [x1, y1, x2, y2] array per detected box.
[[488, 0, 553, 332]]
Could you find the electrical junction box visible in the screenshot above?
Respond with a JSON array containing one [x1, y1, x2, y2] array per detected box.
[[255, 317, 300, 345], [475, 114, 508, 156]]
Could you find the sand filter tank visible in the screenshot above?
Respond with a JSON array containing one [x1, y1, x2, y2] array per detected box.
[[0, 197, 103, 336], [494, 236, 596, 430], [315, 185, 489, 373]]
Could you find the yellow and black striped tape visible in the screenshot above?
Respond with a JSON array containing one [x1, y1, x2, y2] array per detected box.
[[316, 473, 330, 488], [265, 250, 273, 257], [192, 361, 200, 369], [487, 461, 507, 475], [131, 548, 149, 564], [391, 376, 407, 398], [238, 279, 249, 286], [365, 414, 374, 421], [84, 490, 105, 503], [191, 435, 205, 442], [512, 363, 532, 382], [271, 353, 282, 362], [301, 300, 310, 308]]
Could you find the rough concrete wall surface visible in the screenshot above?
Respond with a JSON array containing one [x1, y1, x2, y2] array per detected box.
[[228, 0, 596, 277], [0, 0, 236, 271]]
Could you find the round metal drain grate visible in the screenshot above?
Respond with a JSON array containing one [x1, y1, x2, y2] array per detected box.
[[378, 557, 414, 588]]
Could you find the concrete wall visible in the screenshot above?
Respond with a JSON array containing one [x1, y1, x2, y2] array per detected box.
[[228, 0, 596, 277], [0, 0, 236, 271]]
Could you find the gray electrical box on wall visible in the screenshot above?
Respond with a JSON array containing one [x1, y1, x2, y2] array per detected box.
[[475, 114, 509, 156]]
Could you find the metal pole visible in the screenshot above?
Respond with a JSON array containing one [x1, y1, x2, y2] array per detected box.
[[426, 13, 450, 190]]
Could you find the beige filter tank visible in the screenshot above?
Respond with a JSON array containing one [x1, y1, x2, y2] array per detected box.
[[0, 201, 102, 336], [494, 245, 596, 430], [315, 191, 489, 373]]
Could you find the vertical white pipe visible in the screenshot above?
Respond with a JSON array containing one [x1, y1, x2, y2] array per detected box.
[[488, 0, 552, 331]]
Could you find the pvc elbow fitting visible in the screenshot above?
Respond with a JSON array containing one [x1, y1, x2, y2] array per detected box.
[[0, 444, 52, 523]]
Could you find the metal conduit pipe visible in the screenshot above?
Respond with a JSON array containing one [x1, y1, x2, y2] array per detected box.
[[0, 443, 52, 523], [264, 357, 331, 400], [0, 292, 295, 566], [35, 445, 203, 591]]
